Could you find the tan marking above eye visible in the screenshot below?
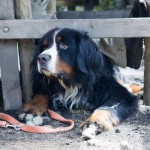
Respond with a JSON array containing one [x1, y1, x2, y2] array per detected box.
[[56, 36, 62, 42], [43, 39, 48, 47]]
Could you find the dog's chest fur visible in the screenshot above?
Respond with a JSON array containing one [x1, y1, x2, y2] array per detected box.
[[52, 80, 84, 110]]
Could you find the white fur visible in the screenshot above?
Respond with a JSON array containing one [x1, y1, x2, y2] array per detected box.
[[18, 113, 26, 120], [81, 124, 97, 140], [53, 80, 82, 110], [33, 116, 43, 125], [38, 29, 61, 74], [25, 114, 34, 121]]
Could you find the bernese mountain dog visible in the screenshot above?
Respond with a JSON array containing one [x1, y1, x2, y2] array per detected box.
[[22, 28, 138, 132]]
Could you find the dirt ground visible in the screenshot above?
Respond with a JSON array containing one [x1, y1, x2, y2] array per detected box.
[[0, 65, 150, 150]]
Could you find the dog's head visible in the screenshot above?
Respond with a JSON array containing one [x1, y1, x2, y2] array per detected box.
[[37, 28, 104, 82]]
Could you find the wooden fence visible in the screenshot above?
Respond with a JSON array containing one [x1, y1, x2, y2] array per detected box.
[[0, 0, 150, 110]]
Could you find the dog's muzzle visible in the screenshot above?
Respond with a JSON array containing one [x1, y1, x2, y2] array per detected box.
[[37, 54, 51, 65]]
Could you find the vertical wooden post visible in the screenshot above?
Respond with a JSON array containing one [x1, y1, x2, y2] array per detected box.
[[0, 0, 22, 110], [144, 1, 150, 106], [15, 0, 35, 102], [46, 0, 56, 16]]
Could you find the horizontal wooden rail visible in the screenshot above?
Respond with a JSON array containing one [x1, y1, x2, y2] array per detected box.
[[0, 18, 150, 39]]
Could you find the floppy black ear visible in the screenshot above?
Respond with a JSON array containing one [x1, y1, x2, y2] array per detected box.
[[77, 34, 104, 76]]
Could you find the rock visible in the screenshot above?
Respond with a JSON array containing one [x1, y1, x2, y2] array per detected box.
[[115, 129, 120, 133]]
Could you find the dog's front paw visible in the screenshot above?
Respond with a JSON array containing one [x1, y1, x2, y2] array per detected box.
[[18, 94, 50, 126], [80, 109, 119, 140], [18, 113, 47, 126]]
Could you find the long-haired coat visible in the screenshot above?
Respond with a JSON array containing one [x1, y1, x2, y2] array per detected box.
[[22, 28, 138, 132]]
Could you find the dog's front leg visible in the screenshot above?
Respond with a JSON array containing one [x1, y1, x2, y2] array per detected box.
[[19, 94, 49, 125]]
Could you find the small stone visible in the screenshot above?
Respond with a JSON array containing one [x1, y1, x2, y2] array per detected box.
[[115, 129, 120, 133]]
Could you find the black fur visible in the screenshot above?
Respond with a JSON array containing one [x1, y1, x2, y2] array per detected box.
[[32, 28, 138, 123]]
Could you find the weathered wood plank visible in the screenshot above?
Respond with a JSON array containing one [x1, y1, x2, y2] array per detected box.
[[18, 40, 35, 102], [0, 0, 14, 20], [0, 18, 150, 39], [46, 0, 56, 15], [144, 2, 150, 106], [0, 40, 22, 110], [144, 37, 150, 106], [0, 0, 22, 110], [57, 10, 130, 19], [15, 0, 32, 19], [15, 0, 34, 102]]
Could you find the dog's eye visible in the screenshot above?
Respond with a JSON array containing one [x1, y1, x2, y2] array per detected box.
[[59, 42, 68, 50]]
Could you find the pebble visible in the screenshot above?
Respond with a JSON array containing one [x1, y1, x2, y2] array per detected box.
[[115, 129, 120, 133]]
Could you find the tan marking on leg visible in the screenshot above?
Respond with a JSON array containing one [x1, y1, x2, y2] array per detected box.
[[80, 110, 119, 131], [129, 84, 143, 94], [23, 94, 49, 116]]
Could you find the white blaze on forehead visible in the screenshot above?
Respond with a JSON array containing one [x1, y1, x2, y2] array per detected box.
[[39, 29, 61, 74]]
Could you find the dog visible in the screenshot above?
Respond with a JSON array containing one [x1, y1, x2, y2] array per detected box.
[[21, 28, 138, 132]]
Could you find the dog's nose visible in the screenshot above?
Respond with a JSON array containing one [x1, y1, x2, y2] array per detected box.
[[37, 54, 51, 64]]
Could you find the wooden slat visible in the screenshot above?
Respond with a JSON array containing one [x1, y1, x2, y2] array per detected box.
[[0, 0, 22, 110], [15, 0, 34, 103], [0, 18, 150, 39], [144, 2, 150, 106], [15, 0, 32, 19], [144, 37, 150, 106], [18, 40, 35, 102], [0, 40, 22, 110], [57, 10, 130, 19], [46, 0, 56, 15], [0, 0, 14, 20]]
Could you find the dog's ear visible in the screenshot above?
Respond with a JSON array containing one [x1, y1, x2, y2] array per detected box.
[[77, 34, 104, 75]]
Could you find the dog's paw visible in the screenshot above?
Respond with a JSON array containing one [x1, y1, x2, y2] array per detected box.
[[80, 109, 119, 140], [18, 94, 49, 126], [18, 113, 45, 126]]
